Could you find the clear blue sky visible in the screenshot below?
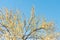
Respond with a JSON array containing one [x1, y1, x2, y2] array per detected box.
[[0, 0, 60, 32]]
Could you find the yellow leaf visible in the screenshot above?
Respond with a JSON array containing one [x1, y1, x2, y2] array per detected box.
[[5, 10, 9, 21], [0, 27, 2, 30], [12, 36, 16, 40], [14, 14, 17, 21]]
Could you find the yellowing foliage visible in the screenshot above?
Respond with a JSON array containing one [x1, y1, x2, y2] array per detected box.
[[0, 27, 2, 30], [0, 7, 59, 40]]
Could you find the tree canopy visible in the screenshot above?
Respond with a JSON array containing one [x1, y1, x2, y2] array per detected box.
[[0, 7, 60, 40]]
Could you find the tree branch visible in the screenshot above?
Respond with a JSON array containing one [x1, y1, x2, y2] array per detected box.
[[0, 23, 10, 34], [22, 16, 35, 39], [24, 27, 43, 40]]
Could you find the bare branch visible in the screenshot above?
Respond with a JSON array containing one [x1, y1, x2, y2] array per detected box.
[[25, 27, 43, 40]]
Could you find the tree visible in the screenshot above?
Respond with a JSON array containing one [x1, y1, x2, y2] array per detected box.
[[0, 7, 60, 40]]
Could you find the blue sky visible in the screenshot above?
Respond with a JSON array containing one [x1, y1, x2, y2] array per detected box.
[[0, 0, 60, 32]]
